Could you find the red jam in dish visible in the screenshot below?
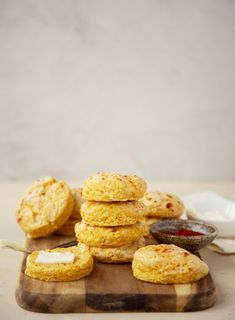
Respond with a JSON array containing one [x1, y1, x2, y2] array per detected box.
[[160, 229, 205, 236]]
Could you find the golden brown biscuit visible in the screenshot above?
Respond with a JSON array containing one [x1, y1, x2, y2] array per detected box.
[[55, 218, 78, 236], [83, 172, 147, 201], [132, 244, 208, 284], [70, 188, 83, 219], [141, 217, 161, 238], [25, 245, 93, 281], [85, 238, 145, 263], [55, 188, 83, 236], [16, 176, 74, 238], [81, 200, 145, 226], [140, 191, 184, 218], [75, 222, 144, 247]]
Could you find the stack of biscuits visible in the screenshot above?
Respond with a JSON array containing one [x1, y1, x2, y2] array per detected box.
[[140, 191, 185, 238], [75, 172, 147, 263]]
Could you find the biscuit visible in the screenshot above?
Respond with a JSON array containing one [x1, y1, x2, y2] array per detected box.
[[85, 238, 145, 263], [25, 245, 93, 281], [132, 244, 208, 284], [55, 188, 83, 236], [81, 200, 145, 226], [75, 222, 144, 247], [70, 188, 83, 219], [141, 217, 161, 238], [16, 176, 74, 238], [83, 172, 147, 201], [140, 191, 184, 218], [55, 218, 78, 236]]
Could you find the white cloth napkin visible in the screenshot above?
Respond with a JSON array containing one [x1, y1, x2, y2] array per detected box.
[[208, 238, 235, 254]]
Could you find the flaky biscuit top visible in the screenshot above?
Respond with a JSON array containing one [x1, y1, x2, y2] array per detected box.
[[133, 244, 208, 272], [83, 172, 147, 201], [140, 191, 184, 218]]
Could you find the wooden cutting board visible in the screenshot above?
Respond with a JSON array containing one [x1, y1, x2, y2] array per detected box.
[[15, 236, 217, 313]]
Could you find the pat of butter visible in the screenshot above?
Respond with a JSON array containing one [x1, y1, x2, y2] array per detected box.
[[35, 251, 75, 264]]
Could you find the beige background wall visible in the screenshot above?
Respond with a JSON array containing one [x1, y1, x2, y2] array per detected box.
[[0, 0, 235, 181]]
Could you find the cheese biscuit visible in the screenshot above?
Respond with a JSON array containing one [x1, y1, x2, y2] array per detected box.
[[81, 200, 145, 226], [16, 176, 74, 238], [70, 188, 83, 219], [83, 172, 147, 201], [141, 217, 161, 238], [56, 188, 83, 236], [75, 222, 144, 247], [85, 238, 145, 263], [55, 218, 79, 236], [140, 192, 184, 218], [25, 245, 93, 281], [132, 244, 208, 284]]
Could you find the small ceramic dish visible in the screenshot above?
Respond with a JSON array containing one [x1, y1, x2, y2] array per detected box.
[[150, 219, 217, 251], [183, 192, 235, 238]]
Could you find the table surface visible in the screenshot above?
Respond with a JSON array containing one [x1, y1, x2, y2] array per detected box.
[[1, 181, 235, 320]]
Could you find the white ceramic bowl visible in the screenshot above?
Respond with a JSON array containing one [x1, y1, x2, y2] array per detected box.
[[182, 192, 235, 238]]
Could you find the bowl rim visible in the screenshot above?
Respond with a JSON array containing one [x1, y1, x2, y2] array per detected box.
[[150, 219, 218, 239]]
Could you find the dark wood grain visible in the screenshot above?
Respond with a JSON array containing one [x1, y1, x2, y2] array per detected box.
[[15, 236, 217, 313]]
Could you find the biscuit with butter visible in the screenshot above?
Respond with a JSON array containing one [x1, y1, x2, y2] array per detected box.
[[132, 244, 208, 284], [83, 172, 147, 201], [140, 192, 184, 218], [81, 200, 145, 226], [85, 238, 145, 263], [75, 221, 144, 247], [25, 245, 93, 281], [16, 176, 74, 238]]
